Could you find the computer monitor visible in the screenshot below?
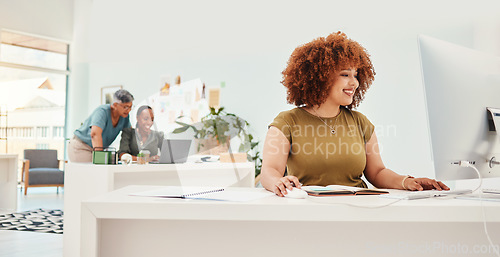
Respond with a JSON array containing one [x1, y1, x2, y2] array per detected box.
[[419, 34, 500, 180], [157, 139, 192, 164]]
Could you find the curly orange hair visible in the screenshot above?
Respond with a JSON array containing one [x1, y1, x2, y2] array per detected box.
[[282, 32, 375, 109]]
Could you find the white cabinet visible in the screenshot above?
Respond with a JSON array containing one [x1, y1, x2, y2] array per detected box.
[[0, 154, 18, 211], [64, 161, 255, 257]]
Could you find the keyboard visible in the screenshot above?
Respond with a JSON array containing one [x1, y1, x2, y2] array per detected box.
[[482, 188, 500, 194], [380, 189, 472, 200], [456, 193, 500, 202]]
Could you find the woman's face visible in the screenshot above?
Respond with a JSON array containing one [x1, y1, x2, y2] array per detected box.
[[326, 68, 359, 107], [113, 102, 133, 118], [137, 109, 154, 133]]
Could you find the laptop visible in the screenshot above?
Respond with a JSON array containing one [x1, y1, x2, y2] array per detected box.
[[154, 139, 192, 164]]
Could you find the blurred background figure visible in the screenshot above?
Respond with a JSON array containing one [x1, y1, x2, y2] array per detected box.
[[118, 105, 164, 162], [68, 89, 134, 162]]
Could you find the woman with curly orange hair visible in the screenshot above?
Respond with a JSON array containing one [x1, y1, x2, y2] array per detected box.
[[260, 32, 449, 197]]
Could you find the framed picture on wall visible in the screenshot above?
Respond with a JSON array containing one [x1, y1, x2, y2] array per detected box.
[[101, 85, 123, 104]]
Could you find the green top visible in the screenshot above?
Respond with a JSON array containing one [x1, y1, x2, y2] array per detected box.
[[269, 107, 375, 187]]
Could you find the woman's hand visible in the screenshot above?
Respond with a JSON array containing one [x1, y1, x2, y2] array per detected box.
[[404, 177, 450, 191], [273, 176, 301, 197]]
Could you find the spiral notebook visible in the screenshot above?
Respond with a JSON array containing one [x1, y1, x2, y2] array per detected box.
[[130, 186, 225, 199], [130, 186, 274, 202]]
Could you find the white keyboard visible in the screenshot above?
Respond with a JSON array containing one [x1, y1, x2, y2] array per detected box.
[[482, 188, 500, 194], [381, 189, 472, 200], [456, 193, 500, 202]]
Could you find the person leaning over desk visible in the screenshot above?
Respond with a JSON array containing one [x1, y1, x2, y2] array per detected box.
[[118, 105, 164, 162], [260, 32, 450, 197], [68, 89, 134, 162]]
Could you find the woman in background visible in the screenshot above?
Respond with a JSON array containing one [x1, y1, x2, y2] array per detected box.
[[118, 105, 164, 162], [68, 89, 134, 162]]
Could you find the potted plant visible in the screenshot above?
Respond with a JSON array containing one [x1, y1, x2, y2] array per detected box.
[[173, 107, 262, 176]]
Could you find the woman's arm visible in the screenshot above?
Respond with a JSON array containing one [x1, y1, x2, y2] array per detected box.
[[90, 126, 104, 149], [149, 131, 164, 162], [363, 132, 449, 191], [118, 128, 135, 159], [260, 126, 301, 196]]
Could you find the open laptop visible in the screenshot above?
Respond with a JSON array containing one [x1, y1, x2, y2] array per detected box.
[[152, 139, 192, 164]]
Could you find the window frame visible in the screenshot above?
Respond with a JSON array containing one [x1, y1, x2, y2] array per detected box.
[[0, 28, 70, 155]]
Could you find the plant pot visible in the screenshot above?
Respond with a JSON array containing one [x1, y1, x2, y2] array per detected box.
[[196, 137, 229, 155]]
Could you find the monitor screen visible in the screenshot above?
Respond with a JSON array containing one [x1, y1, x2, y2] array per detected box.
[[419, 34, 500, 180]]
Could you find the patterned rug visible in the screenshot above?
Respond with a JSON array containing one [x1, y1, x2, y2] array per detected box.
[[0, 208, 63, 234]]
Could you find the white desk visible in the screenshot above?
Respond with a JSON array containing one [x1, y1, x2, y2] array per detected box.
[[64, 161, 254, 257], [81, 185, 500, 257], [0, 154, 18, 211]]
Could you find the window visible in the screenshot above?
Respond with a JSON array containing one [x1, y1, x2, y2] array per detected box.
[[7, 128, 14, 137], [0, 29, 69, 159], [23, 127, 34, 138], [36, 127, 49, 138], [53, 126, 64, 138], [5, 127, 33, 138], [0, 30, 68, 70]]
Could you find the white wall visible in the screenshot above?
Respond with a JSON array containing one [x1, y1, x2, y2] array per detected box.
[[0, 0, 73, 41], [71, 0, 500, 179]]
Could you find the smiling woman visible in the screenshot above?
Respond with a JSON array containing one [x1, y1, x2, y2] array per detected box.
[[118, 105, 164, 162], [260, 31, 449, 197]]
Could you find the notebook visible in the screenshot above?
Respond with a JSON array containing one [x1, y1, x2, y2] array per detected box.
[[130, 186, 274, 201], [130, 186, 224, 199], [153, 139, 192, 164], [302, 185, 389, 196]]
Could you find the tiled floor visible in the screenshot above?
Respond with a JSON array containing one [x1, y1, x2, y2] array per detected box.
[[0, 187, 64, 257], [17, 187, 64, 212]]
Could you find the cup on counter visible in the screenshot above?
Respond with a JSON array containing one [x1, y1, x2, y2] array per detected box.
[[137, 150, 150, 164], [121, 153, 133, 165]]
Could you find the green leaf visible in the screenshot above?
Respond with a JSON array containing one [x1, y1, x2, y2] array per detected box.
[[172, 126, 191, 133], [175, 121, 190, 127]]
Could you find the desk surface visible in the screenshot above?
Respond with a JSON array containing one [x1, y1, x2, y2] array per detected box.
[[83, 185, 500, 223], [81, 185, 500, 257], [67, 161, 254, 172]]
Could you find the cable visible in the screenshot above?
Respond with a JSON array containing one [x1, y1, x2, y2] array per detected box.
[[456, 161, 500, 257], [455, 161, 482, 193]]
